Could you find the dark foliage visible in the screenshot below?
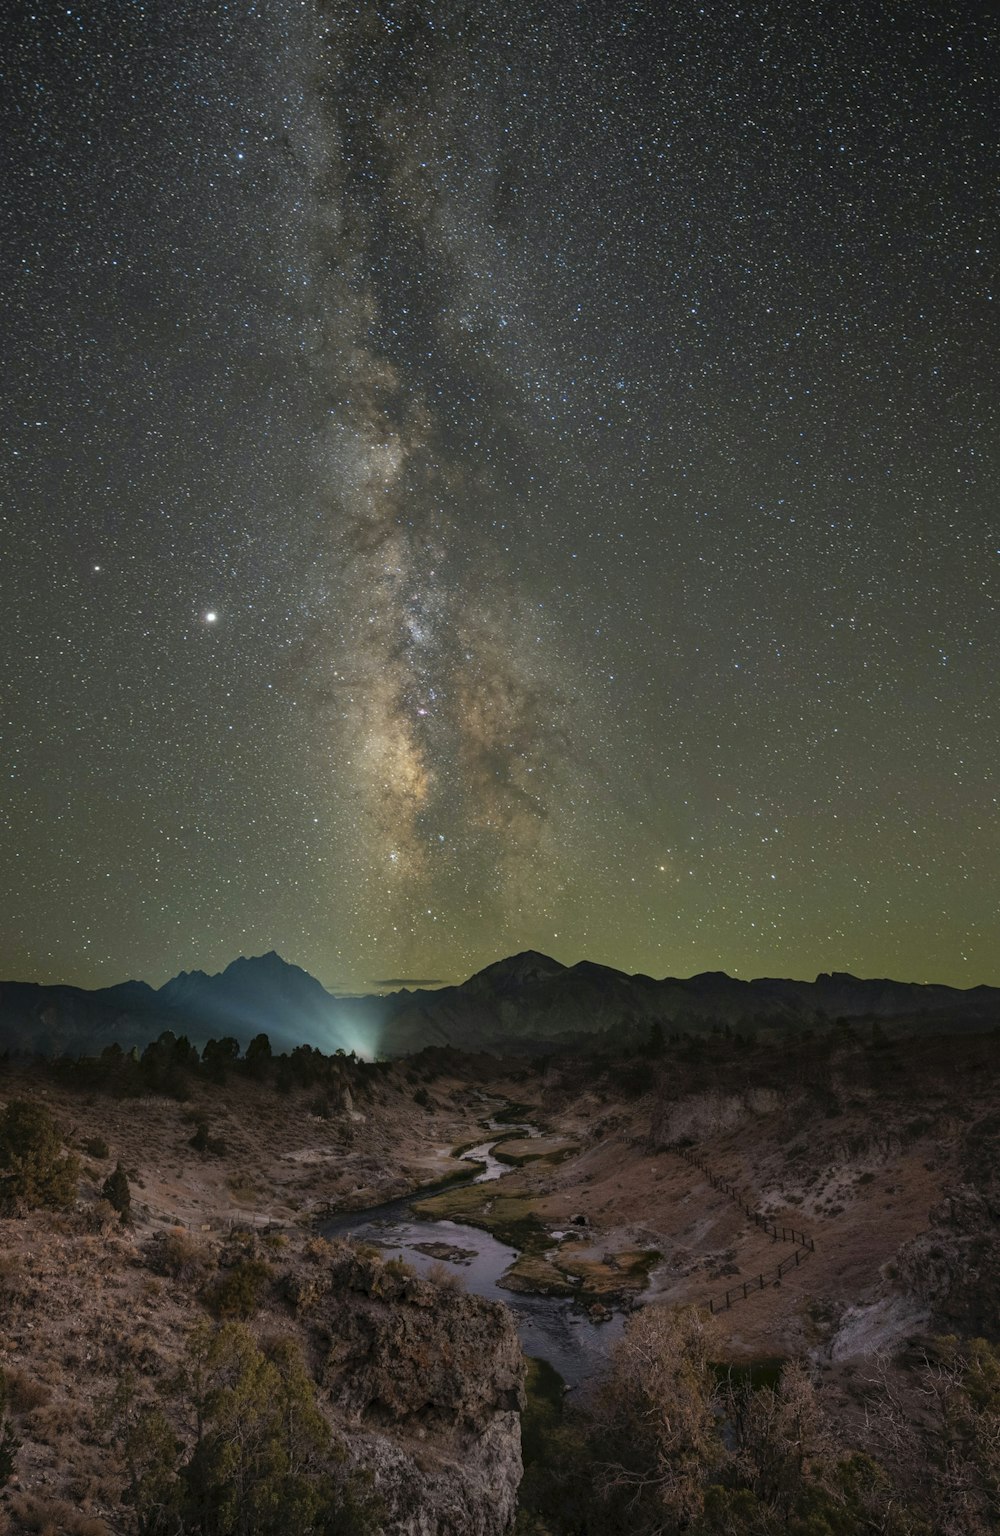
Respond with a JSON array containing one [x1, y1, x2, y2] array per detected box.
[[102, 1159, 132, 1222], [0, 1099, 79, 1211]]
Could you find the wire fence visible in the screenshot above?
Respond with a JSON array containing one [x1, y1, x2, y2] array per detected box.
[[614, 1133, 815, 1314], [668, 1143, 814, 1313]]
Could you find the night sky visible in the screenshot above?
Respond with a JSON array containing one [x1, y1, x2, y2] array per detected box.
[[3, 0, 998, 994]]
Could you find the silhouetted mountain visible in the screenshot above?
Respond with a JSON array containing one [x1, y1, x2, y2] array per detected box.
[[0, 953, 352, 1059], [157, 951, 341, 1045], [462, 951, 568, 996], [0, 951, 997, 1060]]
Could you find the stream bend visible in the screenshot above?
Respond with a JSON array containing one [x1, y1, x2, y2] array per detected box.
[[321, 1111, 624, 1388]]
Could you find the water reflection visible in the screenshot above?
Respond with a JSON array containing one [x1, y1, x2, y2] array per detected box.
[[322, 1125, 623, 1388]]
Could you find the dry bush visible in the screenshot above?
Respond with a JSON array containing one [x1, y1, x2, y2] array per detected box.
[[83, 1198, 118, 1236], [45, 1213, 78, 1237], [302, 1228, 334, 1265], [426, 1260, 466, 1292], [146, 1227, 212, 1284], [226, 1174, 261, 1202], [2, 1369, 51, 1415], [303, 1235, 332, 1264], [28, 1396, 79, 1444], [204, 1257, 274, 1318], [0, 1253, 21, 1301], [6, 1493, 109, 1536], [65, 1472, 104, 1506]]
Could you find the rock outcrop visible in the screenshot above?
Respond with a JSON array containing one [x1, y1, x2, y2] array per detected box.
[[297, 1247, 524, 1536], [894, 1185, 1000, 1341]]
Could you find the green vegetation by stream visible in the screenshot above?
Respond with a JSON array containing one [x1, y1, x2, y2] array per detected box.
[[412, 1185, 552, 1260], [493, 1139, 577, 1168], [412, 1183, 660, 1302]]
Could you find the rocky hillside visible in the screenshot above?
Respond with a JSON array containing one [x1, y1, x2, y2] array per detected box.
[[495, 1024, 1000, 1368], [0, 1052, 524, 1534]]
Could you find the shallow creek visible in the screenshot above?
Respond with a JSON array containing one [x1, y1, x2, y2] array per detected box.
[[321, 1113, 624, 1389]]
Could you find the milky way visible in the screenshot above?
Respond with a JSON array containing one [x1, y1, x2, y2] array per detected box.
[[3, 1, 998, 991], [292, 3, 608, 971]]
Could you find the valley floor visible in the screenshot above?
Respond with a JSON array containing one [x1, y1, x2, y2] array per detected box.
[[1, 1024, 999, 1531]]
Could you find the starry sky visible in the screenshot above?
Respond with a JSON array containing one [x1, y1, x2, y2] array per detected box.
[[3, 0, 998, 994]]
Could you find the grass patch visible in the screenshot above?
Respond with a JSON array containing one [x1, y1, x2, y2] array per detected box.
[[408, 1167, 474, 1198], [412, 1186, 659, 1304], [555, 1247, 662, 1302], [494, 1138, 578, 1168], [412, 1185, 551, 1257], [502, 1253, 579, 1296]]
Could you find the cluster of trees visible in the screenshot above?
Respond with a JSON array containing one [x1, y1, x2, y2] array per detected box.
[[518, 1306, 1000, 1536], [0, 1097, 134, 1222], [103, 1322, 381, 1536], [41, 1031, 388, 1102]]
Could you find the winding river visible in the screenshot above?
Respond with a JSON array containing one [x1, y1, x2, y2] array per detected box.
[[321, 1112, 624, 1388]]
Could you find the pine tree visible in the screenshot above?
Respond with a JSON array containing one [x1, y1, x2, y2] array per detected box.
[[102, 1160, 132, 1224]]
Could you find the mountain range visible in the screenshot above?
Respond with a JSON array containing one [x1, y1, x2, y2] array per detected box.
[[0, 950, 998, 1060]]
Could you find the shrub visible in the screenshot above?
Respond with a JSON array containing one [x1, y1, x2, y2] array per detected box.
[[105, 1325, 383, 1536], [86, 1197, 120, 1235], [83, 1136, 109, 1159], [0, 1100, 80, 1211], [303, 1235, 332, 1265], [426, 1260, 465, 1292], [149, 1228, 212, 1284], [205, 1258, 273, 1318], [1, 1368, 51, 1416], [101, 1161, 132, 1223], [0, 1415, 20, 1488], [6, 1492, 110, 1535], [189, 1120, 227, 1156]]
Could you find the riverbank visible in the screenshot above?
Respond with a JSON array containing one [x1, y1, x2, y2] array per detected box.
[[411, 1179, 661, 1307], [319, 1106, 639, 1385]]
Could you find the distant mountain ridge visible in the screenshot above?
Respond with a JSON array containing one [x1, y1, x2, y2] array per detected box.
[[0, 949, 997, 1060]]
